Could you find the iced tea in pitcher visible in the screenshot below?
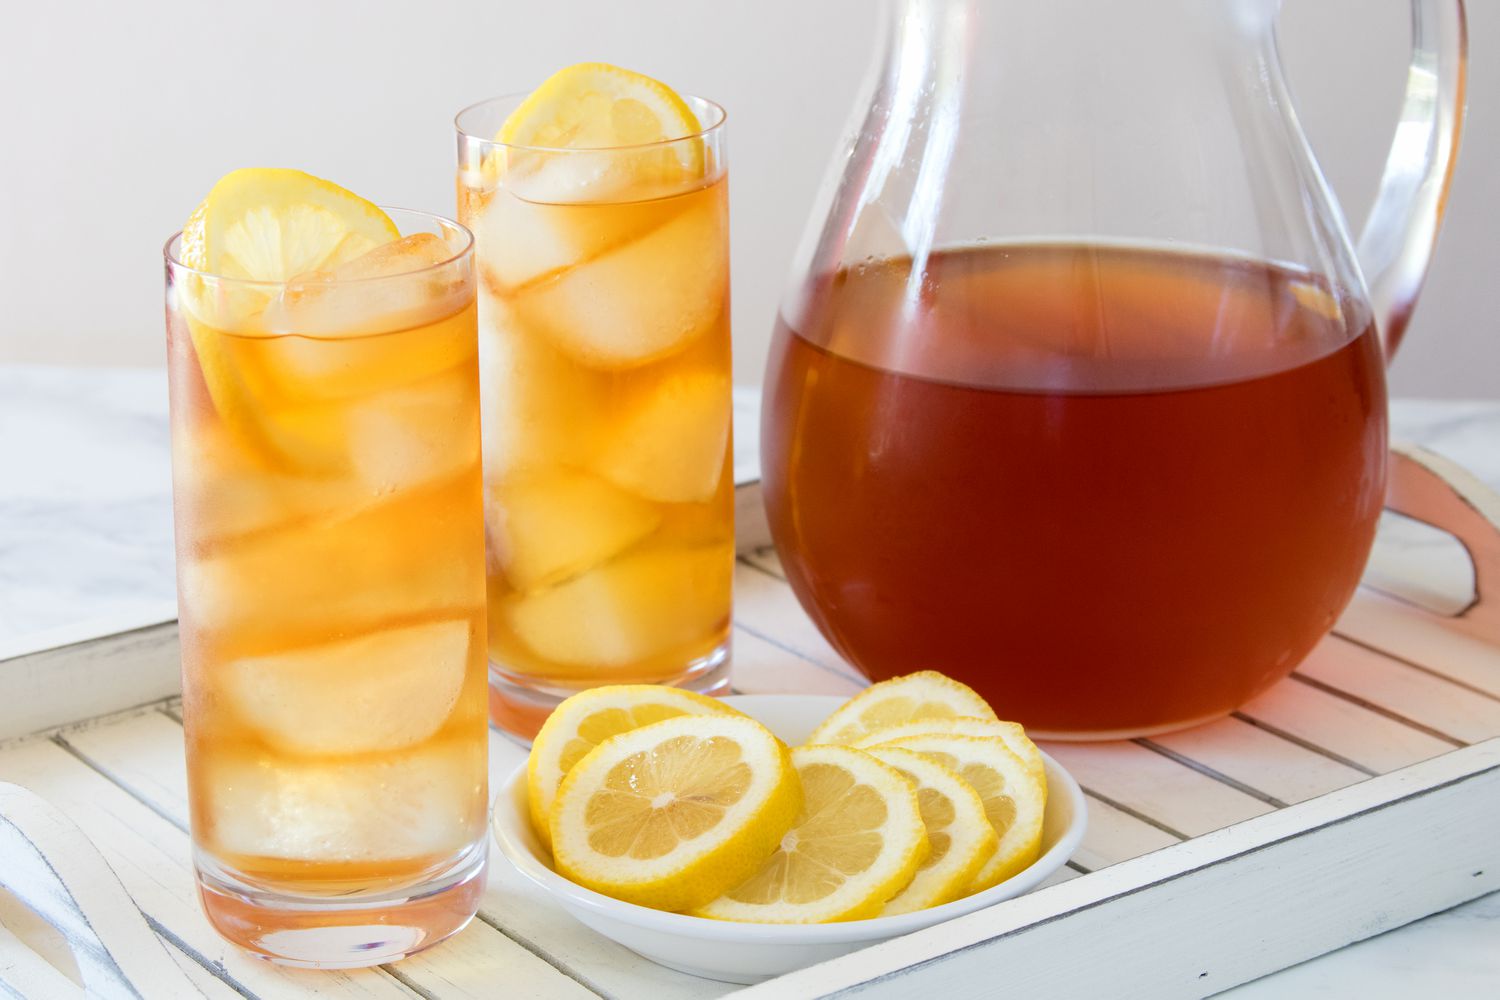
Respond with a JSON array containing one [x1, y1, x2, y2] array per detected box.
[[764, 243, 1387, 737]]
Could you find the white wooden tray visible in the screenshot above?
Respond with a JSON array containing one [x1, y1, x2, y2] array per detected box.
[[0, 441, 1496, 998]]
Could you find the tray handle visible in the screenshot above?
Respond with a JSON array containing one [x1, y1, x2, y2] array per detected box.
[[1385, 441, 1500, 641]]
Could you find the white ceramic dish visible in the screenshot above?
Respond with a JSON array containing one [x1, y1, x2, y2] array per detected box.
[[491, 693, 1088, 984]]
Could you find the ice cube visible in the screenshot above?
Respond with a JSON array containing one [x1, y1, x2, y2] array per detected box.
[[595, 367, 731, 503], [255, 302, 477, 403], [222, 618, 473, 755], [202, 741, 484, 862], [470, 184, 678, 290], [179, 475, 484, 648], [174, 420, 357, 547], [263, 234, 467, 337], [331, 232, 454, 279], [500, 149, 629, 204], [477, 287, 609, 481], [495, 140, 703, 207], [178, 365, 479, 551], [470, 187, 581, 288], [492, 469, 661, 591], [510, 194, 728, 369], [345, 364, 481, 496], [503, 542, 732, 667]]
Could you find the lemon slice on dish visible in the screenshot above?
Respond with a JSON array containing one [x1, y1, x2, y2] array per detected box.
[[852, 717, 1046, 784], [869, 733, 1046, 894], [550, 714, 800, 912], [694, 744, 928, 923], [806, 671, 999, 747], [863, 746, 999, 915], [527, 685, 744, 851]]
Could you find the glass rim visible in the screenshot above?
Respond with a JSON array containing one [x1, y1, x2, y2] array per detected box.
[[453, 92, 727, 153], [162, 206, 474, 287]]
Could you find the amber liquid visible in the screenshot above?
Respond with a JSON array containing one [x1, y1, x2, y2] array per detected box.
[[763, 244, 1387, 737], [461, 170, 734, 737], [167, 295, 489, 889]]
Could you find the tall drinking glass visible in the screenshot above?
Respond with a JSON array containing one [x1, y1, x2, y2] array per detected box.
[[163, 209, 489, 967], [455, 97, 733, 737]]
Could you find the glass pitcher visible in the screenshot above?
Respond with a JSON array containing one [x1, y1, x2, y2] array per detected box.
[[761, 0, 1467, 739]]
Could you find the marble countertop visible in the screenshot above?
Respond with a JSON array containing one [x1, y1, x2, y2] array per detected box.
[[1, 363, 1496, 996], [0, 367, 175, 657]]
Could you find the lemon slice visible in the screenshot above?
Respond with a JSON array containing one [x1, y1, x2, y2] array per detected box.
[[852, 717, 1046, 785], [500, 62, 701, 152], [870, 734, 1045, 895], [550, 714, 799, 912], [495, 63, 704, 197], [863, 747, 999, 915], [807, 672, 999, 747], [179, 168, 398, 281], [175, 169, 398, 468], [527, 685, 743, 850], [694, 745, 928, 924]]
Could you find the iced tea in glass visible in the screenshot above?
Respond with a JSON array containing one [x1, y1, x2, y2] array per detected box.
[[164, 208, 488, 966], [456, 92, 733, 736]]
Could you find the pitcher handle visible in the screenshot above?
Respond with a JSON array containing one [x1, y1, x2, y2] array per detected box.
[[1354, 0, 1467, 358]]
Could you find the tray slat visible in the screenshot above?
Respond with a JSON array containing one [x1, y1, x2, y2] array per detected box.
[[1043, 742, 1274, 836], [1145, 715, 1369, 805], [1234, 673, 1453, 772], [732, 559, 859, 684], [729, 627, 863, 697], [1067, 796, 1181, 871], [1302, 635, 1500, 743], [1337, 592, 1500, 696]]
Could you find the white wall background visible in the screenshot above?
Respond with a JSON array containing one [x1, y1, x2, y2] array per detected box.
[[1, 0, 1493, 398]]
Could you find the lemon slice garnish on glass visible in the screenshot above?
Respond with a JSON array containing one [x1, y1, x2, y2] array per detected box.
[[494, 63, 706, 194], [499, 62, 702, 151], [175, 169, 398, 469], [526, 685, 745, 852], [179, 168, 398, 280]]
